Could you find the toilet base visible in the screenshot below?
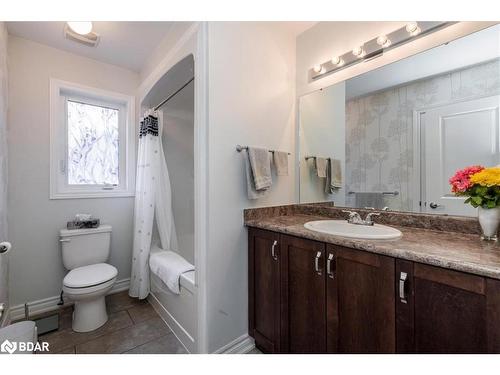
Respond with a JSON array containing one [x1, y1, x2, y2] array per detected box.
[[72, 296, 108, 332]]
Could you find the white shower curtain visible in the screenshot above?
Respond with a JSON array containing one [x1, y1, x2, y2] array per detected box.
[[129, 110, 178, 299]]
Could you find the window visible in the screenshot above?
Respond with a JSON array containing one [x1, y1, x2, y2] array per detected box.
[[50, 79, 135, 199]]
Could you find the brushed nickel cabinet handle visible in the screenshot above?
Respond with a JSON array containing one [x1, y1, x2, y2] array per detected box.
[[326, 253, 335, 279], [271, 240, 278, 261], [399, 272, 408, 304], [314, 251, 322, 275]]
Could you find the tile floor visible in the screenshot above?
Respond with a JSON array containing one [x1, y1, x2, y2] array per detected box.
[[33, 291, 187, 354]]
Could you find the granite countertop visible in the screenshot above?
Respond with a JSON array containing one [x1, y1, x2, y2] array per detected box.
[[245, 214, 500, 280]]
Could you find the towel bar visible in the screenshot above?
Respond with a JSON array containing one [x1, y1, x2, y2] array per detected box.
[[348, 191, 399, 196], [305, 156, 331, 161], [236, 144, 291, 155]]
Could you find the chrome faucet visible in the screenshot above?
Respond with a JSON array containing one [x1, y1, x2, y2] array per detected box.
[[342, 210, 381, 226]]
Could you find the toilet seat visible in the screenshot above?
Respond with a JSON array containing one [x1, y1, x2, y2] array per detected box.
[[63, 263, 117, 289]]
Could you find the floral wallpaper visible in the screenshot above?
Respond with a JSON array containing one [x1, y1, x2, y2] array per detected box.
[[346, 58, 500, 211], [0, 22, 8, 325]]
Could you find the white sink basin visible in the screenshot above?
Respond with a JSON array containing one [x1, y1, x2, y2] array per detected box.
[[304, 220, 402, 240]]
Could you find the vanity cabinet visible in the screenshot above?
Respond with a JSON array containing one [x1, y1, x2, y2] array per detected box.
[[249, 228, 396, 354], [395, 260, 500, 353], [248, 228, 281, 353], [248, 227, 500, 354]]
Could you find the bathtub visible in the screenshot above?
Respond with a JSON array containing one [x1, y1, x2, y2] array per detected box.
[[148, 269, 197, 353]]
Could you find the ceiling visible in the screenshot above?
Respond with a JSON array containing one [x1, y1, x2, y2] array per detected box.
[[6, 21, 175, 73], [6, 21, 315, 74]]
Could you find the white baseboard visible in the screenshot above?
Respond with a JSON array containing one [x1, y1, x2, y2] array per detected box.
[[147, 292, 194, 353], [9, 278, 130, 321], [213, 334, 255, 354]]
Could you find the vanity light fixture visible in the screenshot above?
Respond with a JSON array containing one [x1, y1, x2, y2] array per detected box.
[[310, 21, 453, 80], [376, 35, 391, 48]]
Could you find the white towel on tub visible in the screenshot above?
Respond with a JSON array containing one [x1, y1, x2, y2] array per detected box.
[[149, 249, 194, 294]]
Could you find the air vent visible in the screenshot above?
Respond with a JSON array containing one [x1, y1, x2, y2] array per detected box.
[[64, 24, 100, 47]]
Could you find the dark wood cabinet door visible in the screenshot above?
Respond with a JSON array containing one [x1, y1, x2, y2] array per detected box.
[[396, 261, 500, 353], [248, 228, 281, 353], [329, 245, 395, 353], [281, 235, 326, 353]]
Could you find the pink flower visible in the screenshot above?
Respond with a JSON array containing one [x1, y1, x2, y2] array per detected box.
[[449, 165, 484, 193]]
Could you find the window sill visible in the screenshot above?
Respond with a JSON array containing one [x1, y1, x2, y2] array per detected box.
[[49, 190, 135, 200]]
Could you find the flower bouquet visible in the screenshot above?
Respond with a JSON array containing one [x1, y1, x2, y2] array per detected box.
[[449, 166, 500, 240]]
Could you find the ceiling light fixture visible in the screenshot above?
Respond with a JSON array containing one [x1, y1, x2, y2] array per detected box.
[[67, 22, 93, 35]]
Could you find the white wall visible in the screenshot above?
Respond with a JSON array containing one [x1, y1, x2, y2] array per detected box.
[[206, 22, 296, 352], [7, 36, 139, 306], [296, 22, 497, 97], [161, 80, 194, 264], [0, 22, 9, 326], [139, 23, 195, 83], [299, 82, 345, 205]]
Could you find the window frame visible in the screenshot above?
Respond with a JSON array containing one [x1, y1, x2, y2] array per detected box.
[[50, 79, 135, 199]]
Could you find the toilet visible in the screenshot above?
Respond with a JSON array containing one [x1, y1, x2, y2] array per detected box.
[[60, 225, 117, 332]]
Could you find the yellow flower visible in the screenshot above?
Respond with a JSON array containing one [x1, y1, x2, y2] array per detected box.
[[470, 167, 500, 187]]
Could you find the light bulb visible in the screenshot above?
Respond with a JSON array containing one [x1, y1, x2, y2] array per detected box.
[[376, 35, 391, 47], [313, 64, 323, 73], [352, 46, 365, 58], [405, 22, 418, 34], [410, 26, 421, 36], [67, 22, 93, 35], [331, 56, 344, 67]]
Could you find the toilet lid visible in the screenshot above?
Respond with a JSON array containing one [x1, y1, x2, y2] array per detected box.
[[63, 263, 118, 288]]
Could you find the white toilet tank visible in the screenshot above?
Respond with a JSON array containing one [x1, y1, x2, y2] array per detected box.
[[60, 225, 112, 270]]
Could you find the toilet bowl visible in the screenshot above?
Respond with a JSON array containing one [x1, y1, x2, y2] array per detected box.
[[63, 263, 117, 332], [60, 225, 117, 332]]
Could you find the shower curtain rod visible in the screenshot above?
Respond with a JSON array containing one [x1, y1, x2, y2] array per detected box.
[[154, 76, 195, 111]]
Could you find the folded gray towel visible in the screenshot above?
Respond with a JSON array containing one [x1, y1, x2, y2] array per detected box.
[[273, 151, 289, 176], [315, 157, 327, 178], [248, 147, 272, 190], [244, 150, 269, 200], [325, 159, 342, 194]]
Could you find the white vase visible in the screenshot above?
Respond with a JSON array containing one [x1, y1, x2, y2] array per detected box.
[[478, 206, 500, 241]]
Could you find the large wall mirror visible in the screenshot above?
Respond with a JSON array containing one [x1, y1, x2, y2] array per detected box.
[[299, 24, 500, 217]]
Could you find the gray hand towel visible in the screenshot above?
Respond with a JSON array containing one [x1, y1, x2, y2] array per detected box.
[[325, 159, 342, 194], [248, 147, 272, 190], [245, 150, 269, 200], [273, 151, 289, 176], [315, 157, 327, 178]]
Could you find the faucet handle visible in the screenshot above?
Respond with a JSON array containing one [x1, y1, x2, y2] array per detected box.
[[342, 209, 356, 215], [365, 212, 381, 223]]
